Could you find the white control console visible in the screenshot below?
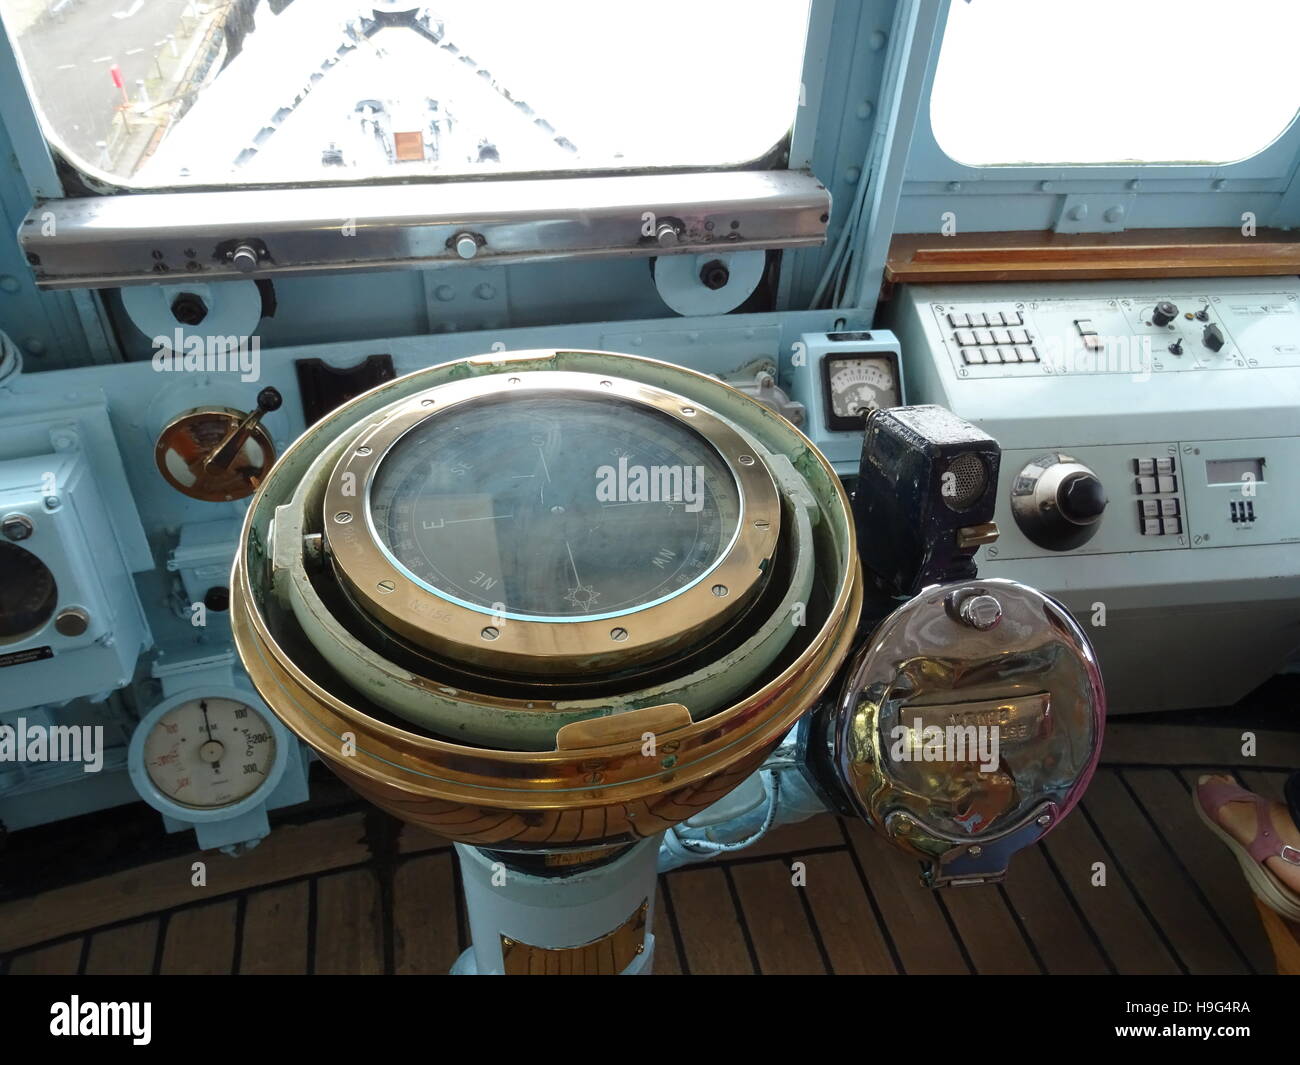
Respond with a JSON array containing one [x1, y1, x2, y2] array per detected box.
[[888, 277, 1300, 713]]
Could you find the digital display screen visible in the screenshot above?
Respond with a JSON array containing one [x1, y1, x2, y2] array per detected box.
[[1205, 458, 1264, 485]]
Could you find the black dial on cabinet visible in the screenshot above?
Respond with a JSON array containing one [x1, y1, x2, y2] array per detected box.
[[1152, 301, 1178, 326]]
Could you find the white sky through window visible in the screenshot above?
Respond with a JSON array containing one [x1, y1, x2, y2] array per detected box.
[[931, 0, 1300, 166]]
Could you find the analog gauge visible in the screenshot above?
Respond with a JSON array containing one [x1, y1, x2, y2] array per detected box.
[[369, 393, 741, 619], [142, 696, 276, 809], [0, 541, 58, 642], [822, 353, 902, 431]]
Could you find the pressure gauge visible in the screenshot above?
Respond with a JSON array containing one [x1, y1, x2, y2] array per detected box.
[[129, 685, 290, 825], [821, 352, 902, 431]]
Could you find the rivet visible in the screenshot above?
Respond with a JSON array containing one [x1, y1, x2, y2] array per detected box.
[[1104, 205, 1125, 223], [711, 584, 728, 597], [0, 275, 19, 293], [681, 406, 695, 415], [334, 511, 353, 523], [435, 285, 455, 302], [1068, 204, 1088, 221], [1212, 178, 1227, 191], [481, 626, 499, 640], [377, 580, 396, 593], [1038, 180, 1053, 192], [869, 29, 887, 50], [845, 166, 861, 183], [474, 283, 496, 300], [946, 181, 962, 193], [856, 100, 874, 120], [738, 454, 755, 466], [610, 627, 629, 642]]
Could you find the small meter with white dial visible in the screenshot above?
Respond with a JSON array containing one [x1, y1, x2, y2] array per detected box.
[[129, 686, 290, 827], [821, 350, 902, 431]]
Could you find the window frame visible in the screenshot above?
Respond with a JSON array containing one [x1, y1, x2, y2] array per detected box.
[[898, 0, 1300, 232]]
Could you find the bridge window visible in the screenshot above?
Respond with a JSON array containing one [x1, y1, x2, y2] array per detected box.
[[2, 0, 810, 187], [930, 0, 1300, 166]]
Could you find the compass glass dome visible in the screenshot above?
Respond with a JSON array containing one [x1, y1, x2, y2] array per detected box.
[[367, 392, 742, 620]]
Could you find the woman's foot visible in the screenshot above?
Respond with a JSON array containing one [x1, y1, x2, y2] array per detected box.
[[1197, 775, 1300, 896]]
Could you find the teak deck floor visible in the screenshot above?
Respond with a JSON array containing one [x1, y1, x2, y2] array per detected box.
[[2, 718, 1298, 975]]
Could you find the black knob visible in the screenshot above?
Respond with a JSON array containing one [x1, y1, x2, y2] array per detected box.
[[204, 585, 230, 612], [1195, 307, 1210, 322], [1168, 340, 1184, 356], [1060, 474, 1107, 522], [1203, 323, 1225, 352], [256, 386, 283, 413], [1152, 301, 1178, 326]]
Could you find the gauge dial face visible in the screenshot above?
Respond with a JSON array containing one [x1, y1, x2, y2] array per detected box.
[[143, 697, 276, 809], [826, 356, 900, 422], [0, 542, 58, 642], [368, 392, 742, 619]]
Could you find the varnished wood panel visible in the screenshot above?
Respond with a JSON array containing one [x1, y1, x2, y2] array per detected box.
[[886, 228, 1300, 284]]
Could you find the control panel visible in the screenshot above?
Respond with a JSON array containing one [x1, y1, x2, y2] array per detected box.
[[887, 277, 1300, 713], [930, 289, 1300, 381]]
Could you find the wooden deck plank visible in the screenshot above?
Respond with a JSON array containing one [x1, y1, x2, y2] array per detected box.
[[397, 823, 454, 855], [1082, 771, 1248, 974], [0, 812, 372, 953], [239, 881, 310, 975], [800, 849, 896, 974], [729, 860, 827, 974], [159, 900, 238, 975], [1129, 768, 1273, 974], [661, 867, 754, 975], [1237, 769, 1290, 804], [731, 814, 846, 859], [314, 868, 385, 975], [6, 938, 83, 975], [843, 819, 970, 974], [1041, 795, 1181, 974], [393, 852, 460, 975], [84, 920, 158, 975], [1102, 725, 1300, 768], [939, 883, 1041, 974], [1000, 842, 1111, 974], [651, 888, 683, 975]]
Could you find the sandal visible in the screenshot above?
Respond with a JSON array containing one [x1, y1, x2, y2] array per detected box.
[[1195, 775, 1300, 922]]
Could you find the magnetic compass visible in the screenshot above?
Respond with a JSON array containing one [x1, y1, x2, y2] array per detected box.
[[324, 370, 782, 676]]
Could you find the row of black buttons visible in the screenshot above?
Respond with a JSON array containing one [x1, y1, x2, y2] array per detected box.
[[1231, 500, 1257, 524]]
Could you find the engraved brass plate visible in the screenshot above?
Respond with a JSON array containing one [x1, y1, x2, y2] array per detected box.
[[500, 900, 648, 975], [903, 692, 1051, 747]]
